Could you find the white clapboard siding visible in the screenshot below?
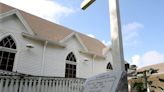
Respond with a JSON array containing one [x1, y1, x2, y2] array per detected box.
[[0, 76, 85, 92]]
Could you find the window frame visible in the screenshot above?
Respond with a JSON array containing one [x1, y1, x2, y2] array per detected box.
[[106, 62, 113, 70], [65, 52, 77, 78], [0, 35, 17, 71]]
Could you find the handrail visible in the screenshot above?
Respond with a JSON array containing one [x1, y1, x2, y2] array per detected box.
[[0, 75, 86, 92]]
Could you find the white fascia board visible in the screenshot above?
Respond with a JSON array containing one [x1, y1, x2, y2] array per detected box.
[[74, 33, 88, 51], [60, 32, 88, 52], [59, 32, 75, 43], [15, 10, 34, 35], [0, 9, 16, 19]]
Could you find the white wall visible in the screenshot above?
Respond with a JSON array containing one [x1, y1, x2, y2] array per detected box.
[[0, 15, 43, 75], [43, 44, 66, 77], [78, 53, 111, 78]]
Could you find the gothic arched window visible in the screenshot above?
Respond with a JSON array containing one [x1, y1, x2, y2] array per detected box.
[[65, 52, 76, 78], [0, 36, 16, 71], [107, 62, 113, 70]]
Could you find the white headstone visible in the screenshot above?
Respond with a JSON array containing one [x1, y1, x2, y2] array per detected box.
[[81, 71, 124, 92]]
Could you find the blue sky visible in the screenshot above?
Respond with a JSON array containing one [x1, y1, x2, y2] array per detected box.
[[1, 0, 164, 68]]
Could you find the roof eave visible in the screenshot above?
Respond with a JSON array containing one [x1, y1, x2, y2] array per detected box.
[[79, 50, 106, 59], [22, 32, 66, 48]]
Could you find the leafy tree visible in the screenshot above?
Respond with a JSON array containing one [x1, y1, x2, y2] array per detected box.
[[133, 82, 145, 92], [131, 68, 164, 92]]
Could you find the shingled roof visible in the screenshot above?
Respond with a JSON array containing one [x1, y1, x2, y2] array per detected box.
[[138, 62, 164, 75], [0, 3, 107, 57]]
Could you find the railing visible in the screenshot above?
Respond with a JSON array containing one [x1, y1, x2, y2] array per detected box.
[[0, 75, 85, 92]]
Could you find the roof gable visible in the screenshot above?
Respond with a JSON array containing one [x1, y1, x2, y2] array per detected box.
[[78, 33, 106, 56], [0, 7, 34, 35], [60, 32, 88, 51]]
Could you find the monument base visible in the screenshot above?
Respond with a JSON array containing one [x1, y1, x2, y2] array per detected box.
[[81, 70, 128, 92]]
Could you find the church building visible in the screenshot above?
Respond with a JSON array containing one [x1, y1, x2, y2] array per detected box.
[[0, 3, 113, 78]]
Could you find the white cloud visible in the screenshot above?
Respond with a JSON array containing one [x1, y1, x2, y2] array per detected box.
[[131, 55, 141, 66], [131, 50, 164, 68], [1, 0, 75, 23], [86, 34, 111, 46], [87, 34, 95, 38], [102, 40, 111, 46], [100, 22, 143, 47], [141, 51, 164, 66], [123, 22, 144, 34], [122, 22, 144, 44]]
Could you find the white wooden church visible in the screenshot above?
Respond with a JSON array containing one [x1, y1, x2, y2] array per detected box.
[[0, 3, 113, 78]]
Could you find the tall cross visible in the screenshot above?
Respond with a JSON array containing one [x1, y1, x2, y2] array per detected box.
[[109, 0, 125, 71], [81, 0, 125, 71]]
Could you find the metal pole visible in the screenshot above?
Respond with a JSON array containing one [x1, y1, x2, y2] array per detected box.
[[143, 71, 148, 91]]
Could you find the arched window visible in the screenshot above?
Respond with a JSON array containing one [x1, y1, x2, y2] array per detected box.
[[107, 62, 113, 70], [0, 36, 16, 71], [65, 52, 76, 78]]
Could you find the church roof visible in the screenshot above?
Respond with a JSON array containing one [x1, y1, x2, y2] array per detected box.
[[0, 3, 107, 57]]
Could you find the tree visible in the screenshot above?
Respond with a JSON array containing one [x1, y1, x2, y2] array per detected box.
[[133, 82, 145, 92], [131, 68, 164, 92]]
